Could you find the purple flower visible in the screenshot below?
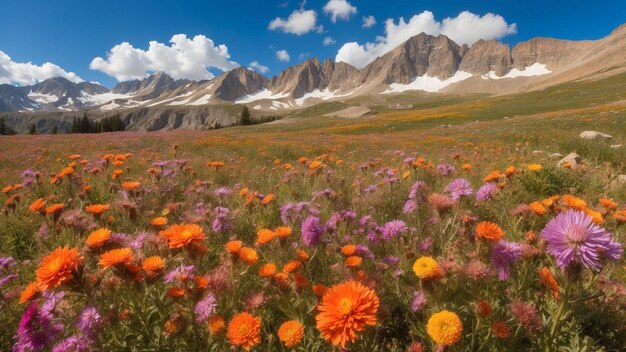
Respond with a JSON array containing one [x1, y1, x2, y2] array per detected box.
[[408, 180, 425, 200], [164, 265, 195, 283], [476, 182, 498, 202], [381, 256, 399, 266], [419, 237, 433, 252], [541, 210, 623, 271], [77, 306, 101, 338], [195, 292, 217, 323], [381, 220, 408, 240], [492, 240, 522, 281], [214, 187, 232, 197], [436, 164, 456, 176], [280, 202, 318, 224], [212, 207, 232, 233], [411, 290, 426, 312], [355, 245, 375, 260], [52, 336, 90, 352], [301, 216, 325, 246], [14, 302, 63, 352], [445, 178, 473, 200], [40, 291, 65, 321], [403, 199, 417, 214]]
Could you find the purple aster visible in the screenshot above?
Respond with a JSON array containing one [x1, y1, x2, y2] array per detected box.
[[194, 292, 217, 323], [408, 180, 425, 200], [301, 216, 325, 246], [411, 290, 427, 312], [14, 302, 63, 352], [77, 306, 101, 339], [541, 210, 623, 271], [436, 163, 456, 176], [445, 178, 473, 200], [130, 232, 148, 250], [280, 202, 318, 224], [476, 182, 498, 202], [363, 184, 378, 193], [381, 220, 408, 240], [213, 187, 232, 197], [403, 199, 417, 214], [492, 240, 522, 281], [212, 207, 232, 233], [419, 237, 434, 252], [40, 291, 65, 321], [381, 256, 399, 266], [0, 256, 16, 270], [355, 245, 375, 260], [52, 336, 91, 352], [164, 265, 195, 283]]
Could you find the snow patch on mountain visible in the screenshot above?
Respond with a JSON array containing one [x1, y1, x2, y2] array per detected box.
[[383, 71, 473, 94]]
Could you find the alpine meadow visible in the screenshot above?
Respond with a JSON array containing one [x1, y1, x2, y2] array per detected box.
[[0, 1, 625, 351]]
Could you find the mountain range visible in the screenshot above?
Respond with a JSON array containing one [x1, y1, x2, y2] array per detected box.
[[1, 23, 625, 131]]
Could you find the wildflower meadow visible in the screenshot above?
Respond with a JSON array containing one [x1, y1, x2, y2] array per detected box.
[[0, 112, 624, 351]]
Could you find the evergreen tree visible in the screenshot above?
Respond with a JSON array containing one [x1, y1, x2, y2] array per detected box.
[[29, 123, 37, 135], [240, 106, 250, 125], [51, 124, 58, 134]]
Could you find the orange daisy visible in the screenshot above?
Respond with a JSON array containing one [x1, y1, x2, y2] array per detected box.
[[315, 280, 379, 348], [259, 263, 277, 278], [29, 198, 47, 213], [35, 246, 83, 291], [85, 204, 110, 216], [142, 256, 166, 274], [99, 247, 134, 269], [208, 315, 226, 335], [278, 320, 305, 348], [227, 312, 262, 351], [159, 224, 206, 249], [19, 282, 40, 304], [86, 228, 112, 248], [225, 240, 243, 254], [274, 226, 292, 239], [256, 228, 276, 245], [239, 247, 259, 265], [562, 194, 587, 210], [475, 221, 504, 241], [121, 181, 141, 191]]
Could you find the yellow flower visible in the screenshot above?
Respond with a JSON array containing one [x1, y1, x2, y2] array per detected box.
[[527, 164, 542, 172], [412, 256, 441, 279], [427, 310, 463, 346]]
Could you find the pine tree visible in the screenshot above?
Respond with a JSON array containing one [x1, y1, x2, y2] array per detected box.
[[29, 123, 37, 135], [51, 124, 58, 134], [240, 106, 250, 125]]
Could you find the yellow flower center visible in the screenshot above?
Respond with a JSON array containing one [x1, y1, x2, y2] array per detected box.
[[339, 297, 353, 314], [239, 324, 249, 335], [48, 258, 62, 273]]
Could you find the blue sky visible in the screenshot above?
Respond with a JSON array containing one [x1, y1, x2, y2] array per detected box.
[[0, 0, 625, 87]]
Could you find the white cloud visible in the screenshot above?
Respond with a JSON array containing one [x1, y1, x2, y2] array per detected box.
[[90, 34, 239, 82], [248, 61, 269, 74], [362, 15, 377, 28], [336, 11, 517, 68], [276, 50, 290, 62], [323, 36, 336, 46], [0, 50, 83, 86], [323, 0, 357, 23], [269, 9, 319, 35]]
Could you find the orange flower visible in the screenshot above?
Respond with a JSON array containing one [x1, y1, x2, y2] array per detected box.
[[294, 272, 308, 289], [159, 224, 206, 249], [256, 228, 276, 245], [259, 263, 277, 278], [341, 244, 357, 256], [542, 195, 560, 208], [461, 163, 472, 171], [239, 187, 249, 197], [274, 226, 292, 238], [345, 256, 362, 268], [492, 320, 512, 339], [599, 198, 617, 210], [562, 194, 587, 211], [167, 287, 186, 298], [29, 198, 47, 213], [99, 247, 134, 269], [227, 312, 262, 351], [208, 315, 226, 335], [482, 170, 502, 183], [475, 221, 504, 241], [583, 207, 603, 224], [85, 204, 110, 215], [239, 247, 259, 265], [316, 280, 379, 348], [278, 320, 305, 348], [121, 181, 141, 191], [260, 193, 275, 205], [195, 275, 209, 290], [225, 240, 243, 254], [282, 260, 301, 274], [312, 283, 328, 298], [504, 166, 517, 177], [150, 217, 168, 227], [273, 272, 290, 287], [528, 201, 547, 215], [19, 282, 40, 304], [35, 246, 83, 291], [527, 164, 542, 172], [142, 256, 166, 274], [613, 210, 626, 222], [539, 267, 560, 300], [296, 249, 309, 262], [45, 203, 65, 215], [86, 228, 112, 248]]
